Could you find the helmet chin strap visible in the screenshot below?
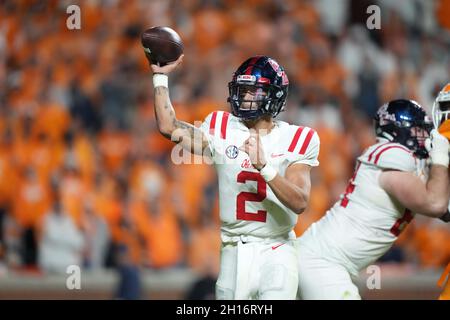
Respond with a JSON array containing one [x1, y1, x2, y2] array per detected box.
[[381, 132, 394, 141]]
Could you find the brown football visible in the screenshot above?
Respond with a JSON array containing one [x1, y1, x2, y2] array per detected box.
[[141, 26, 183, 66]]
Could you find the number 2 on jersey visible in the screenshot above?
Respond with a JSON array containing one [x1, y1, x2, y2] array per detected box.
[[236, 171, 267, 222]]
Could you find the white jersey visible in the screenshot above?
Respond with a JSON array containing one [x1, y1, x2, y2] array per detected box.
[[200, 111, 320, 240], [298, 138, 421, 276]]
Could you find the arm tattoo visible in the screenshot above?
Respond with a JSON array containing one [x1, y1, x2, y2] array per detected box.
[[155, 87, 165, 96], [174, 120, 197, 138], [153, 86, 205, 149]]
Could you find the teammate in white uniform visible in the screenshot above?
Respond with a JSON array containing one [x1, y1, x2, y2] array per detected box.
[[147, 54, 319, 299], [297, 99, 450, 300]]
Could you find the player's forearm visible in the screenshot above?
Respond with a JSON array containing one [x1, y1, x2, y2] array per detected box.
[[153, 86, 207, 154], [154, 86, 178, 139], [267, 175, 309, 214]]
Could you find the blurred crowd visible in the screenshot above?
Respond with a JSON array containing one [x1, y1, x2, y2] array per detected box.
[[0, 0, 450, 295]]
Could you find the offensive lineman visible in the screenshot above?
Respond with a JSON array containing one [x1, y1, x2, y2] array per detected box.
[[297, 99, 450, 299]]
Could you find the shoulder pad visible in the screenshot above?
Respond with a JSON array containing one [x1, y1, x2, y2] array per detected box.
[[360, 142, 416, 172], [285, 125, 320, 167], [200, 111, 231, 139]]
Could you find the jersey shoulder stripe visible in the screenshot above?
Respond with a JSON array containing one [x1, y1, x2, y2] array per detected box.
[[287, 126, 317, 154], [288, 126, 304, 152], [361, 141, 416, 172], [220, 112, 230, 139], [209, 112, 217, 135], [366, 142, 410, 163], [374, 145, 412, 164], [208, 111, 230, 139], [299, 128, 315, 155], [367, 142, 390, 162]]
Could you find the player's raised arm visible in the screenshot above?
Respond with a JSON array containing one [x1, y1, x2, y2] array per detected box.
[[379, 129, 450, 218], [147, 55, 209, 155]]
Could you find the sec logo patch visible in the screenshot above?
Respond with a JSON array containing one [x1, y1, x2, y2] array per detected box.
[[226, 145, 239, 159]]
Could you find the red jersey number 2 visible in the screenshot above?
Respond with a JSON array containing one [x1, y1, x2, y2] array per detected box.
[[236, 171, 267, 222]]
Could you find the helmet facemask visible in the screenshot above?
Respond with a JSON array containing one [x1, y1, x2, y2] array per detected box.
[[433, 100, 450, 128], [228, 82, 286, 120], [432, 84, 450, 129], [408, 124, 432, 159], [376, 121, 432, 159]]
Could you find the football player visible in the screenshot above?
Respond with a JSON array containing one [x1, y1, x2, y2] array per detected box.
[[432, 83, 450, 137], [148, 54, 320, 300], [432, 83, 450, 300], [297, 99, 450, 299]]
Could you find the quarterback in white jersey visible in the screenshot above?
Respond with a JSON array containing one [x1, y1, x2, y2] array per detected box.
[[199, 110, 318, 239], [147, 53, 319, 300], [297, 99, 450, 300]]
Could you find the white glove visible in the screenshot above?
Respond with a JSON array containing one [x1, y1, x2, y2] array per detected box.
[[425, 129, 450, 167]]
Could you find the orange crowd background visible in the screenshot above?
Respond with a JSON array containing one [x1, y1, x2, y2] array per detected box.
[[0, 0, 449, 282]]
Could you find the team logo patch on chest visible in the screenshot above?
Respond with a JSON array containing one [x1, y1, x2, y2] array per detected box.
[[241, 158, 252, 168], [225, 145, 239, 159]]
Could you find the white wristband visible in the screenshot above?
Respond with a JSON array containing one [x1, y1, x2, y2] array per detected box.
[[153, 73, 168, 88], [259, 164, 277, 182]]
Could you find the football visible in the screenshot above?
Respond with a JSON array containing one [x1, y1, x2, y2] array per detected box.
[[141, 26, 184, 66]]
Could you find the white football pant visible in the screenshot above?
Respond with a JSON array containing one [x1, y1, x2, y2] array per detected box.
[[216, 238, 298, 300], [297, 245, 361, 300]]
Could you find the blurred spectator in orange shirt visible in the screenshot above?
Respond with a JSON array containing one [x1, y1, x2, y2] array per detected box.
[[91, 171, 123, 245], [130, 169, 183, 269], [0, 129, 18, 211], [62, 129, 97, 189], [98, 119, 132, 174], [12, 166, 52, 267], [32, 100, 70, 144], [12, 166, 51, 230]]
